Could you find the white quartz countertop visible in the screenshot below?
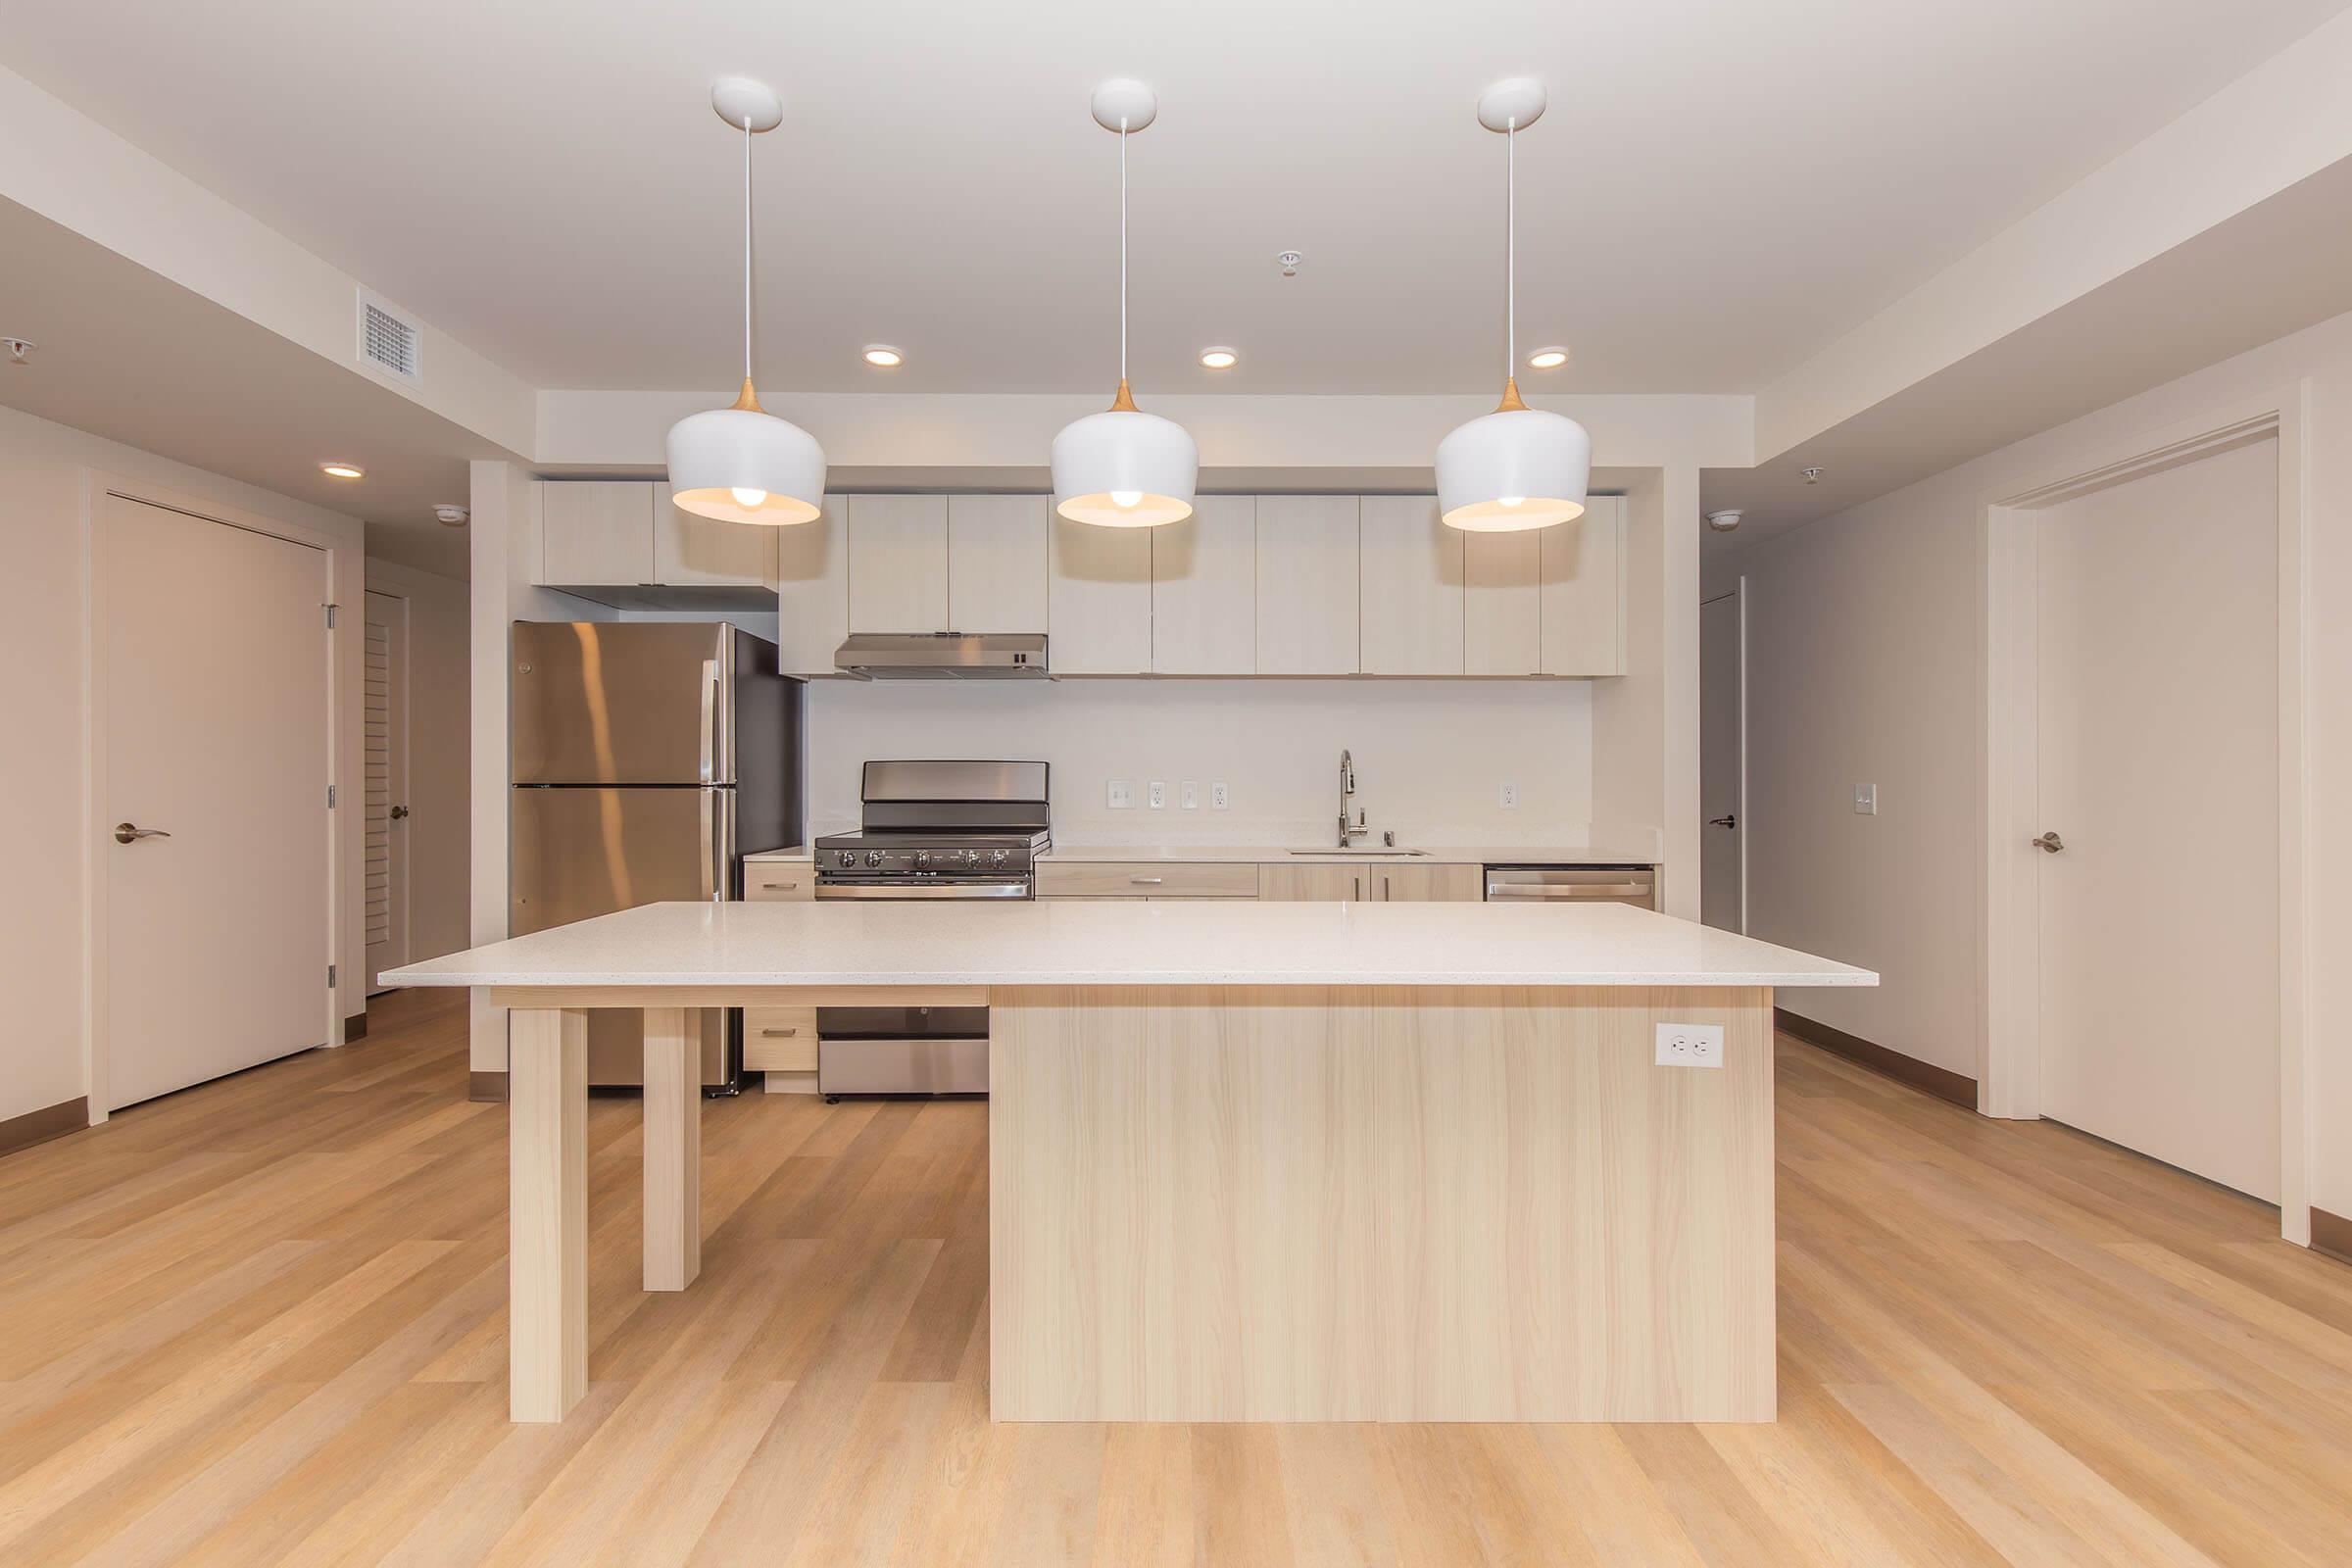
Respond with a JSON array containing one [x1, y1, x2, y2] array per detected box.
[[379, 900, 1874, 991], [1035, 844, 1658, 864]]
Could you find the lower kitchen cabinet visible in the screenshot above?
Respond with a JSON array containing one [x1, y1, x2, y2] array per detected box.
[[1257, 863, 1371, 902], [742, 1005, 817, 1071], [1035, 861, 1259, 899], [1371, 863, 1484, 902]]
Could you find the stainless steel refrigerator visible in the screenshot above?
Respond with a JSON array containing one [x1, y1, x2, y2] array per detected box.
[[510, 621, 803, 1088]]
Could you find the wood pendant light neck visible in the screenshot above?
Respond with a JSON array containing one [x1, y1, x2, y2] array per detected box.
[[1495, 377, 1528, 413], [730, 378, 762, 414], [1108, 377, 1138, 413]]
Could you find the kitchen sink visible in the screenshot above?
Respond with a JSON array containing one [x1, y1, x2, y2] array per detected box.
[[1286, 848, 1430, 857]]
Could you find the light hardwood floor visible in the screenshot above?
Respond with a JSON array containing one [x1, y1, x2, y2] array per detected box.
[[2, 988, 2348, 1565]]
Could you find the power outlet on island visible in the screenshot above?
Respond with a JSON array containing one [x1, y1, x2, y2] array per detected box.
[[1655, 1022, 1725, 1068]]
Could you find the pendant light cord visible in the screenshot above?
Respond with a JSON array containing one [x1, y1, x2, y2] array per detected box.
[[1119, 120, 1129, 384], [1505, 120, 1516, 383], [742, 115, 754, 385]]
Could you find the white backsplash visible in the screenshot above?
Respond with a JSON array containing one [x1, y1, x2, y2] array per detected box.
[[804, 678, 1594, 848]]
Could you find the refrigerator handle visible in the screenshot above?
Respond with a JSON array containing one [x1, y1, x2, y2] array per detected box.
[[698, 789, 716, 902], [698, 659, 718, 784]]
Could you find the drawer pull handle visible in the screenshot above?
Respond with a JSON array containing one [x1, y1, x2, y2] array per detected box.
[[1130, 876, 1164, 885], [760, 1027, 800, 1037], [760, 881, 800, 891]]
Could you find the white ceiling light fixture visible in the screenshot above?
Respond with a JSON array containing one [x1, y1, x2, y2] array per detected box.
[[1052, 78, 1197, 529], [1527, 346, 1569, 369], [862, 345, 904, 368], [665, 77, 825, 527], [1436, 79, 1592, 534], [319, 461, 365, 480], [1199, 347, 1238, 370]]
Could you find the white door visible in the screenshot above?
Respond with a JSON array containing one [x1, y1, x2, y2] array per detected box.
[[364, 589, 410, 986], [2035, 437, 2278, 1200], [100, 495, 333, 1108], [1699, 586, 1744, 932]]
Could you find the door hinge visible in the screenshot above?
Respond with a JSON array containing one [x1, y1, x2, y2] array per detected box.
[[323, 603, 338, 627], [327, 964, 338, 989], [326, 784, 337, 808]]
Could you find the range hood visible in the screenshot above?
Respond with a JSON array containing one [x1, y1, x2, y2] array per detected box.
[[833, 631, 1050, 680]]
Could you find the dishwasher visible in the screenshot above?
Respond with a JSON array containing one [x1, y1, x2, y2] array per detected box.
[[1484, 864, 1658, 909]]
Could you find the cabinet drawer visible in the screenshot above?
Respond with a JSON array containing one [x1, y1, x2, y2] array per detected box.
[[743, 1006, 818, 1071], [743, 865, 815, 902], [1034, 861, 1260, 899]]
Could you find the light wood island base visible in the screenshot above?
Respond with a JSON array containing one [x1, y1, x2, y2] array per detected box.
[[989, 984, 1777, 1422]]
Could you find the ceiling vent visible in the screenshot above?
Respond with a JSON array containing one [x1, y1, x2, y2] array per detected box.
[[357, 290, 421, 384]]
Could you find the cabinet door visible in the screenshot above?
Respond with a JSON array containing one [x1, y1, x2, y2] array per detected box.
[[1256, 863, 1369, 902], [1357, 496, 1464, 675], [1542, 494, 1626, 676], [1464, 531, 1543, 675], [948, 495, 1050, 632], [848, 495, 950, 632], [1151, 496, 1255, 674], [1254, 496, 1358, 674], [540, 481, 656, 586], [656, 496, 778, 588], [1375, 863, 1485, 902], [1049, 514, 1152, 674], [774, 495, 850, 675]]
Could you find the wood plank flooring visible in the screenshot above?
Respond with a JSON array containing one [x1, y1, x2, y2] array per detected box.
[[1, 987, 2346, 1565]]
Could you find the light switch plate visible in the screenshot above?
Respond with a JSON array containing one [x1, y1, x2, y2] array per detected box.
[[1148, 781, 1166, 809], [1181, 781, 1199, 809], [1655, 1022, 1725, 1067], [1211, 781, 1230, 810], [1853, 783, 1878, 815], [1107, 780, 1135, 809]]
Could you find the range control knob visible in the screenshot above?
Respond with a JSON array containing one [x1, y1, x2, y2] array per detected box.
[[865, 849, 884, 867], [963, 849, 982, 867], [911, 850, 930, 869], [990, 848, 1009, 867], [837, 850, 856, 867]]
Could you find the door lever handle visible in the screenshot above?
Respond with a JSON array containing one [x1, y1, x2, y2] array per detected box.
[[1708, 813, 1737, 829], [114, 822, 171, 844], [2031, 831, 2065, 854]]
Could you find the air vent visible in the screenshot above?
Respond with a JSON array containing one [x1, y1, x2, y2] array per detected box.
[[357, 291, 420, 383]]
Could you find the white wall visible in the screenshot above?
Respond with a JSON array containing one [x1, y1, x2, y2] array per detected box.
[[804, 680, 1594, 848], [363, 559, 470, 966], [0, 401, 368, 1126], [1716, 306, 2352, 1222]]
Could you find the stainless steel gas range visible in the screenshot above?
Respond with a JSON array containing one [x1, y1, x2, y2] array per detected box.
[[808, 760, 1050, 1097]]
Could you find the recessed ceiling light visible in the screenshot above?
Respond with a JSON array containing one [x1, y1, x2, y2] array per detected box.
[[1526, 347, 1569, 369], [320, 462, 365, 479], [862, 345, 904, 368], [1199, 347, 1238, 370]]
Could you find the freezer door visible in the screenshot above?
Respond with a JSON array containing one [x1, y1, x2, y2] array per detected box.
[[512, 621, 734, 784], [511, 786, 733, 935]]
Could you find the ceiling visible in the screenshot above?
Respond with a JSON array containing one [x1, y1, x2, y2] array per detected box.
[[0, 199, 493, 577], [2, 0, 2342, 398]]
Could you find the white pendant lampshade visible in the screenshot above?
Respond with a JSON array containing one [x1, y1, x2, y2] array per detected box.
[[1436, 78, 1590, 534], [667, 77, 826, 526], [1052, 79, 1197, 528]]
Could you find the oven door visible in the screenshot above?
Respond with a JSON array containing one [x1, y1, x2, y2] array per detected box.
[[816, 1004, 991, 1097]]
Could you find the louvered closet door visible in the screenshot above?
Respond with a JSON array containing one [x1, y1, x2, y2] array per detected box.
[[363, 590, 410, 986]]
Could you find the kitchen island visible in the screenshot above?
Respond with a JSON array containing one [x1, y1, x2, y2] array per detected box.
[[379, 899, 1874, 1423]]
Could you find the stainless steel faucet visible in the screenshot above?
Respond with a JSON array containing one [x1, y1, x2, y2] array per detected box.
[[1338, 749, 1369, 847]]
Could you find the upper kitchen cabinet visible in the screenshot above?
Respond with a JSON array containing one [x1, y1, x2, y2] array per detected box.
[[1463, 531, 1543, 675], [1358, 496, 1464, 675], [1151, 496, 1255, 674], [947, 495, 1050, 632], [656, 495, 778, 590], [540, 480, 657, 589], [775, 495, 850, 674], [1254, 496, 1358, 674], [1541, 493, 1627, 676], [1049, 514, 1152, 673], [847, 495, 949, 633]]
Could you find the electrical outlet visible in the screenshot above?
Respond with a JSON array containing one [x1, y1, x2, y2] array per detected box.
[[1107, 780, 1135, 809], [1148, 781, 1166, 809], [1211, 781, 1230, 810], [1499, 781, 1520, 809], [1655, 1022, 1725, 1068], [1181, 781, 1199, 809], [1853, 782, 1878, 815]]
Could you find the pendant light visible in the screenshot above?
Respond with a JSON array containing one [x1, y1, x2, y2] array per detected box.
[[666, 77, 826, 526], [1052, 78, 1198, 528], [1436, 78, 1591, 533]]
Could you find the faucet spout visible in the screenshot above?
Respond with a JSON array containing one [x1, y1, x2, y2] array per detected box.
[[1337, 749, 1368, 848]]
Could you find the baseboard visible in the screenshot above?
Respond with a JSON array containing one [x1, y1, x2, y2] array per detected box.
[[0, 1096, 90, 1159], [1774, 1007, 1977, 1109], [2312, 1208, 2352, 1266], [468, 1071, 509, 1103], [344, 1010, 368, 1043]]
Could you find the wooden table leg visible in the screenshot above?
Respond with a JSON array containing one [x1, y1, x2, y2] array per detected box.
[[641, 1006, 701, 1292], [509, 1006, 587, 1422]]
